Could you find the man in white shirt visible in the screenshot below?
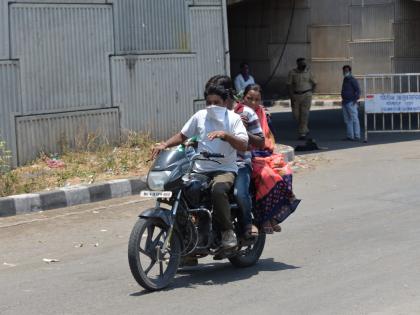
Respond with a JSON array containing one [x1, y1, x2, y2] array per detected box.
[[234, 62, 256, 96], [152, 84, 248, 248]]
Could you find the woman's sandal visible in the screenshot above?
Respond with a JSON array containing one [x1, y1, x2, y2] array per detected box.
[[244, 224, 259, 239], [271, 220, 282, 233], [262, 221, 274, 234]]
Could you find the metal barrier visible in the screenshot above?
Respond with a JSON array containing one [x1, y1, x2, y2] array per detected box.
[[362, 73, 420, 142]]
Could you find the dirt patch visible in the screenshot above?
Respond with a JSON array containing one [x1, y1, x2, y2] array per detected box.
[[0, 132, 154, 197]]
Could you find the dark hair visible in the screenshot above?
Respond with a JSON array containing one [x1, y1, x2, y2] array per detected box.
[[240, 62, 249, 69], [243, 84, 263, 99], [343, 65, 352, 72], [296, 57, 306, 63], [205, 75, 235, 99], [204, 83, 228, 101]]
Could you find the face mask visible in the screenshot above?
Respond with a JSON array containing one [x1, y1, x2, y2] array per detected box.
[[206, 105, 227, 123], [344, 72, 351, 77]]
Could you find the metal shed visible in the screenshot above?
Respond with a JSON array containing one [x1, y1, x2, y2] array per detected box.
[[0, 0, 230, 166]]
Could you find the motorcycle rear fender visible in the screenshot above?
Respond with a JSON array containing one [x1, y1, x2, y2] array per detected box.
[[139, 208, 173, 227]]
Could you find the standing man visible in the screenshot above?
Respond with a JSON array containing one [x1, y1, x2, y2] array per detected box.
[[234, 62, 255, 97], [341, 65, 361, 141], [287, 58, 317, 140]]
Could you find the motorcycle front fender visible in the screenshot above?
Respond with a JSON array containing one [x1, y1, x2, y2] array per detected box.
[[139, 208, 173, 227]]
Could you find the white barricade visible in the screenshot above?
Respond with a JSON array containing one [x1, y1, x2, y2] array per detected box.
[[362, 73, 420, 142]]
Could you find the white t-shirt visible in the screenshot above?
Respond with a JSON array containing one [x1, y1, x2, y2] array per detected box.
[[181, 108, 248, 173], [234, 74, 255, 94]]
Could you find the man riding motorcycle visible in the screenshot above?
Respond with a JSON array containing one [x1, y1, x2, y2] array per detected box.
[[205, 75, 265, 239], [152, 84, 248, 249]]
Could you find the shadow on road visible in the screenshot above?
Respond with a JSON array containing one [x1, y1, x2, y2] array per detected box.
[[130, 258, 299, 295], [271, 108, 420, 155]]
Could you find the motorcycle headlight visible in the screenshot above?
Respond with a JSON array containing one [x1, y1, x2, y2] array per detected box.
[[147, 171, 172, 191]]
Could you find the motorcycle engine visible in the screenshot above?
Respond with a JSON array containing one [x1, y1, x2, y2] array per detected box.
[[183, 173, 210, 208]]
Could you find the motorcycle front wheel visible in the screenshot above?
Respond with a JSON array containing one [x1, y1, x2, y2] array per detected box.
[[128, 218, 181, 291]]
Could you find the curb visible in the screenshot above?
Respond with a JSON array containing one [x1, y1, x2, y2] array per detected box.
[[0, 145, 296, 218], [0, 177, 147, 218]]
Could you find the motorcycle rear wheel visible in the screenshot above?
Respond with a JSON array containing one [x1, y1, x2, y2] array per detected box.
[[128, 218, 181, 291], [228, 227, 266, 268]]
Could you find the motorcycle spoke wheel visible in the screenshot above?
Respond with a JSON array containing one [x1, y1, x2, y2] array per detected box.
[[128, 218, 181, 291]]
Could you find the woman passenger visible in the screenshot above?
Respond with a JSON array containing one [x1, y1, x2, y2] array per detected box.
[[236, 84, 300, 234]]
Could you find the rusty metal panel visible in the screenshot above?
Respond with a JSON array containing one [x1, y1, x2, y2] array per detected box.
[[0, 1, 8, 59], [350, 4, 394, 40], [15, 108, 120, 165], [310, 25, 351, 58], [10, 3, 114, 114], [310, 0, 350, 25], [350, 40, 394, 75], [269, 8, 310, 43], [0, 61, 22, 166], [394, 20, 420, 58], [111, 54, 198, 140], [190, 6, 226, 96], [111, 0, 190, 53], [311, 59, 351, 94]]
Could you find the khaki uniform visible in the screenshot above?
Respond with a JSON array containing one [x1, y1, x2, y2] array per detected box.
[[287, 68, 317, 135]]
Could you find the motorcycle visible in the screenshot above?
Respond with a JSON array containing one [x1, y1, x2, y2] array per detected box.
[[128, 147, 266, 291]]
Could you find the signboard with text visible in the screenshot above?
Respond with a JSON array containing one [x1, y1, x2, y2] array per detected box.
[[365, 93, 420, 113]]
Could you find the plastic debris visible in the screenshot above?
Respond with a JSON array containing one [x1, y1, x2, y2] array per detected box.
[[94, 243, 99, 247], [92, 210, 99, 214], [45, 158, 65, 169], [43, 258, 60, 263], [74, 243, 84, 248], [100, 229, 107, 232]]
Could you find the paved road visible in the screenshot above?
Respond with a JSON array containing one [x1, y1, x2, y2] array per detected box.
[[1, 109, 420, 315]]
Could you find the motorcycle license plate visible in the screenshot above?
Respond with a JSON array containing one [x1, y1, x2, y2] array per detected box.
[[140, 191, 172, 198]]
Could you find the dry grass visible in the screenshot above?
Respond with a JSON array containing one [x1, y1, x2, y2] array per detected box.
[[0, 131, 155, 197]]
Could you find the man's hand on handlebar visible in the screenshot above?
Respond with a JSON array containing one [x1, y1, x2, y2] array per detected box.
[[151, 143, 167, 160]]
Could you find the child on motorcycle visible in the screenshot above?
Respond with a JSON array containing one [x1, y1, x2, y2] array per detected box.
[[152, 84, 248, 249]]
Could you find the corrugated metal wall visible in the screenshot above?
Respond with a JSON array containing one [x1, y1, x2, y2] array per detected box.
[[190, 6, 226, 96], [0, 61, 21, 166], [15, 108, 120, 165], [350, 4, 394, 40], [0, 0, 229, 166], [10, 3, 114, 114], [111, 0, 190, 54], [0, 1, 9, 59], [111, 54, 198, 139]]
